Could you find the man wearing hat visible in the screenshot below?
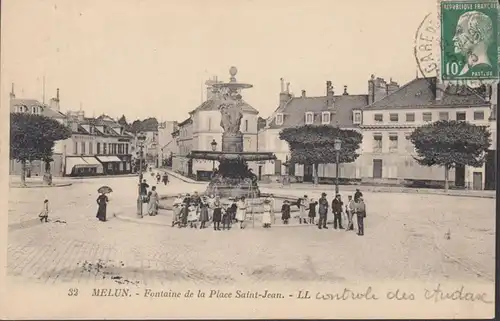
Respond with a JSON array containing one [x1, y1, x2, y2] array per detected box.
[[331, 194, 344, 229], [317, 192, 329, 229]]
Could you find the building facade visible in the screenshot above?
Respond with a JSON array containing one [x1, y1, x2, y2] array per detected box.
[[158, 121, 178, 167]]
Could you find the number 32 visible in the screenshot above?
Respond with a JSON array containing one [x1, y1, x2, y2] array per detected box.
[[68, 288, 79, 296]]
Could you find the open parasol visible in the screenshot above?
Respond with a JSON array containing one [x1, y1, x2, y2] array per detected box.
[[98, 186, 113, 194]]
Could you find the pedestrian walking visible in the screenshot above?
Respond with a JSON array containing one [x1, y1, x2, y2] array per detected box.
[[345, 195, 355, 231], [308, 198, 318, 224], [331, 194, 344, 229], [162, 173, 169, 185], [212, 198, 222, 231], [147, 186, 159, 216], [317, 193, 329, 229], [96, 193, 109, 222], [354, 188, 363, 202], [38, 199, 49, 223], [354, 197, 367, 236], [156, 173, 161, 184], [299, 195, 308, 224], [140, 179, 150, 208], [281, 200, 291, 224], [235, 196, 248, 229], [199, 199, 209, 229], [262, 198, 272, 228]]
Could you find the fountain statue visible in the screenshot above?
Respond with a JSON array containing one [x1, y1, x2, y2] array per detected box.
[[187, 66, 276, 198]]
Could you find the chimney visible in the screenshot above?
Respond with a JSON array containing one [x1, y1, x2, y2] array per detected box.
[[301, 90, 306, 98], [49, 88, 61, 111], [368, 75, 375, 105], [279, 78, 291, 108], [10, 83, 15, 99], [373, 77, 387, 102], [386, 78, 400, 95], [326, 81, 334, 107], [280, 78, 285, 93], [343, 85, 348, 95]]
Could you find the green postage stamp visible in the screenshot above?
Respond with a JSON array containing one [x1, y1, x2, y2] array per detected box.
[[441, 1, 499, 80]]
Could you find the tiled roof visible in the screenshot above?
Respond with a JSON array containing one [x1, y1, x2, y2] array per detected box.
[[10, 98, 66, 119], [364, 77, 489, 110], [267, 94, 368, 129], [189, 97, 259, 115]]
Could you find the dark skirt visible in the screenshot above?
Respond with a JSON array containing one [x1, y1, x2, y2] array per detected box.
[[213, 208, 222, 222], [199, 207, 209, 222], [96, 204, 107, 221], [308, 209, 316, 218], [281, 210, 290, 220]]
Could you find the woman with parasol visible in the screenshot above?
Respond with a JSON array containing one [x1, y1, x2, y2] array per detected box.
[[96, 186, 112, 222]]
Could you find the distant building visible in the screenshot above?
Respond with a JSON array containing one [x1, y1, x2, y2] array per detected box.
[[172, 77, 260, 180], [158, 120, 178, 167]]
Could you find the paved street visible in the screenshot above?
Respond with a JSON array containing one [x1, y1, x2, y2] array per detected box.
[[7, 173, 495, 287]]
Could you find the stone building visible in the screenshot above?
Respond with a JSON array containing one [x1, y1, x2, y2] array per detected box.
[[158, 121, 178, 167]]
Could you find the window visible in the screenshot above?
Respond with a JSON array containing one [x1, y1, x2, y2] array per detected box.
[[405, 113, 415, 122], [322, 112, 331, 124], [32, 106, 37, 114], [125, 144, 129, 155], [81, 142, 86, 155], [97, 143, 101, 154], [353, 111, 362, 124], [245, 119, 249, 132], [275, 113, 284, 125], [474, 111, 485, 120], [374, 114, 383, 122], [439, 112, 449, 120], [456, 112, 466, 121], [389, 113, 399, 122], [305, 112, 314, 124], [89, 142, 93, 155], [373, 134, 382, 153], [423, 112, 432, 122], [118, 144, 122, 154], [103, 143, 107, 154], [389, 134, 398, 152], [74, 141, 78, 154]]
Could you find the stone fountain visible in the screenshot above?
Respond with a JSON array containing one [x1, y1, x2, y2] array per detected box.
[[187, 66, 276, 198]]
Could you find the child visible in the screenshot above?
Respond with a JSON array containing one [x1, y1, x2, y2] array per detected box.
[[212, 198, 222, 231], [188, 203, 198, 228], [39, 199, 49, 223], [172, 203, 182, 228], [222, 203, 232, 230], [199, 201, 209, 229], [281, 200, 291, 224], [308, 198, 318, 224], [262, 199, 272, 228]]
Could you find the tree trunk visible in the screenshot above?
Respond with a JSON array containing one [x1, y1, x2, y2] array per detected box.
[[313, 163, 319, 185], [20, 160, 27, 187], [444, 165, 449, 192], [43, 160, 52, 185]]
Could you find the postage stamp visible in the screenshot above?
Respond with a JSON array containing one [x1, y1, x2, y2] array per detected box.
[[440, 1, 499, 80]]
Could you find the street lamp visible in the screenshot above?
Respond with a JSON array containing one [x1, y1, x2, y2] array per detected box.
[[334, 138, 342, 195], [211, 139, 218, 173], [136, 132, 147, 218]]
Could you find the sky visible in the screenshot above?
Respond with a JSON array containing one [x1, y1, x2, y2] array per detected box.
[[2, 0, 438, 122]]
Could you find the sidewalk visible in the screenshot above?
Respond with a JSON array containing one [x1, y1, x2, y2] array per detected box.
[[9, 176, 73, 188], [162, 168, 206, 185]]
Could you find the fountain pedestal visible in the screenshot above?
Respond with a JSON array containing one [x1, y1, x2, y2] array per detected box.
[[222, 132, 243, 153]]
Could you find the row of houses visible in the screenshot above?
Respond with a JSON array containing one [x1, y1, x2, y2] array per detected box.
[[172, 75, 497, 190]]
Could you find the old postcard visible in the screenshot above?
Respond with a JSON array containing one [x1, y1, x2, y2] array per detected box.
[[0, 0, 497, 319]]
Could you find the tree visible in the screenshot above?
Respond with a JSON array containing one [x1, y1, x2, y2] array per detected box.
[[117, 114, 130, 131], [410, 120, 491, 191], [10, 113, 72, 186], [279, 125, 363, 184]]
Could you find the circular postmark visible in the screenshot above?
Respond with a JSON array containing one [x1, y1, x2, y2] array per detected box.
[[414, 13, 496, 91]]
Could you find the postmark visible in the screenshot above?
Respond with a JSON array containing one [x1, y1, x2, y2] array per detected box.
[[440, 1, 499, 81], [414, 13, 439, 78]]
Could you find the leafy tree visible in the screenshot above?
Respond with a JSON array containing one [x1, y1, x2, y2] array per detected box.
[[130, 120, 143, 134], [10, 113, 72, 186], [279, 125, 363, 184], [410, 120, 491, 191]]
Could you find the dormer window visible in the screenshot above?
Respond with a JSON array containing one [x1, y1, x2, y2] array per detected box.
[[32, 106, 37, 114], [305, 112, 314, 125], [275, 113, 284, 126], [322, 112, 331, 124], [353, 111, 362, 124]]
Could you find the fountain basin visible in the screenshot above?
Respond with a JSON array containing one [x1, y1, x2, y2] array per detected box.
[[187, 150, 276, 162]]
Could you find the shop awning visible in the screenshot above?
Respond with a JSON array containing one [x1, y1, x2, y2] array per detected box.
[[81, 157, 104, 174], [65, 157, 96, 175], [96, 156, 122, 162]]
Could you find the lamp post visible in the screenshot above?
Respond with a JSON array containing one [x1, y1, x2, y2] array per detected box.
[[136, 132, 147, 218], [211, 139, 218, 173], [334, 138, 342, 195]]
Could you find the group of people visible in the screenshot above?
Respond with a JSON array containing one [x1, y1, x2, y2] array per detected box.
[[171, 192, 251, 230], [155, 172, 169, 185], [295, 189, 366, 235]]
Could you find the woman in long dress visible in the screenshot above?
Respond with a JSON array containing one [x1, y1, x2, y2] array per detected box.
[[96, 193, 109, 222], [212, 198, 222, 231], [262, 199, 272, 228], [235, 196, 248, 229], [199, 200, 209, 229], [148, 186, 159, 216]]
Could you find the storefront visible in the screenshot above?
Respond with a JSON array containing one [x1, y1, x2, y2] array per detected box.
[[117, 155, 132, 174], [65, 156, 104, 176], [96, 155, 123, 175]]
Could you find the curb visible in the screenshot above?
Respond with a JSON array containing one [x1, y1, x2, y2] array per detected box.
[[9, 183, 73, 189], [162, 169, 206, 185]]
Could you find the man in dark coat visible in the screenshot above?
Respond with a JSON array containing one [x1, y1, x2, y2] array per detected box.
[[331, 194, 344, 229], [354, 189, 363, 202], [317, 193, 329, 229]]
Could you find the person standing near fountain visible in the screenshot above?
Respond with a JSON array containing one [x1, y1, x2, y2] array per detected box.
[[212, 197, 222, 231], [199, 198, 209, 229], [235, 196, 248, 229]]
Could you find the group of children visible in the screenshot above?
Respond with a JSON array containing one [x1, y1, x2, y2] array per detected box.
[[171, 193, 249, 231]]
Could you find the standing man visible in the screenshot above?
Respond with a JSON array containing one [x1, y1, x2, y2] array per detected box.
[[345, 195, 355, 231], [317, 192, 329, 229], [331, 194, 344, 229], [354, 197, 366, 236]]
